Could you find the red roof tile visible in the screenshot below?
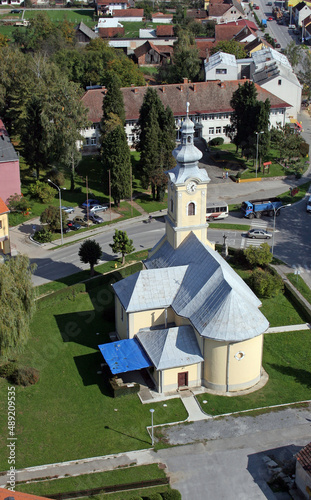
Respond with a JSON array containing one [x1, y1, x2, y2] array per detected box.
[[112, 8, 144, 16], [0, 197, 9, 214], [296, 442, 311, 474], [81, 80, 291, 124], [196, 40, 216, 58], [0, 488, 51, 500], [215, 24, 242, 41], [156, 24, 174, 36]]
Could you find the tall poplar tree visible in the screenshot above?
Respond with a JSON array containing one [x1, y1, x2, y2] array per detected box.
[[101, 125, 131, 206]]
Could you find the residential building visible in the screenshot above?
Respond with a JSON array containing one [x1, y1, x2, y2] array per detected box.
[[293, 1, 311, 26], [112, 8, 144, 22], [95, 0, 129, 15], [0, 119, 21, 205], [99, 111, 269, 394], [156, 24, 174, 37], [0, 198, 10, 255], [295, 442, 311, 498], [80, 79, 290, 150], [151, 12, 174, 23], [75, 22, 98, 44], [204, 48, 302, 119], [208, 0, 246, 24], [133, 41, 173, 66]]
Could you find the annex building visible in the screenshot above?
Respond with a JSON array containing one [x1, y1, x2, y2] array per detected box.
[[99, 108, 269, 394]]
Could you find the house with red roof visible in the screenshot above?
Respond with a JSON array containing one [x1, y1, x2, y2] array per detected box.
[[0, 119, 21, 206], [208, 0, 246, 24], [156, 24, 174, 37], [0, 488, 52, 500], [96, 0, 129, 15], [151, 12, 174, 23], [134, 41, 173, 66], [80, 79, 290, 150], [296, 442, 311, 498], [112, 8, 144, 22]]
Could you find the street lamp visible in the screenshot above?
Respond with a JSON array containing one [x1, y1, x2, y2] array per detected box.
[[48, 179, 66, 246], [150, 408, 155, 446], [255, 131, 264, 178], [271, 204, 291, 255]]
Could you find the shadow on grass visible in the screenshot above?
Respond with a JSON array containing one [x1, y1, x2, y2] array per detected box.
[[267, 363, 311, 389], [104, 425, 151, 445], [74, 352, 112, 396]]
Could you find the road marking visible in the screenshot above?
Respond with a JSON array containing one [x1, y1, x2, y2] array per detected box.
[[250, 220, 268, 228]]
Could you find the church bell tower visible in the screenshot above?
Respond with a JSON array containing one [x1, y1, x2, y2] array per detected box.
[[165, 103, 211, 250]]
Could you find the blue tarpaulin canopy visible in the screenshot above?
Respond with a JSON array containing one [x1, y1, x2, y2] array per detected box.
[[98, 338, 152, 374]]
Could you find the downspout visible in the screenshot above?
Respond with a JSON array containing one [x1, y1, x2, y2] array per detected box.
[[165, 308, 167, 328], [226, 343, 231, 392]]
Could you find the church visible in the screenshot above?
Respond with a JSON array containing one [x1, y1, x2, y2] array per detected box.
[[99, 106, 269, 394]]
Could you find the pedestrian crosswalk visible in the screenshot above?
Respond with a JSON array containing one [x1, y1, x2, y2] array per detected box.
[[240, 219, 271, 249]]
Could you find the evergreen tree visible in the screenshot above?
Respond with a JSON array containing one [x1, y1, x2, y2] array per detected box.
[[101, 125, 131, 206], [136, 88, 176, 197], [0, 255, 36, 359], [78, 240, 102, 276], [110, 229, 135, 265], [102, 73, 125, 126], [228, 81, 270, 158]]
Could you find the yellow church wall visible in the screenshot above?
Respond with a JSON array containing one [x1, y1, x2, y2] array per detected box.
[[203, 335, 263, 392], [129, 307, 175, 338], [115, 298, 128, 339], [162, 363, 201, 392]]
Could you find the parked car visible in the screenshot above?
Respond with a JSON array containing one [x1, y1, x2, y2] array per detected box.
[[255, 5, 260, 9], [67, 221, 81, 230], [276, 43, 281, 48], [306, 196, 311, 213], [247, 229, 272, 239], [288, 24, 296, 29], [267, 16, 274, 20], [89, 204, 108, 214], [89, 214, 103, 224], [73, 216, 90, 227], [80, 199, 99, 208], [61, 206, 75, 214], [267, 1, 272, 5], [11, 9, 22, 13]]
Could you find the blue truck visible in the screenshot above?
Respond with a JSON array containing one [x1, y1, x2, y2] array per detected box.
[[241, 198, 283, 218], [262, 19, 267, 27]]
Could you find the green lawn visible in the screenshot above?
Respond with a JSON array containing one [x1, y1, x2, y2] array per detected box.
[[16, 464, 166, 495], [287, 273, 311, 304], [196, 330, 311, 416], [25, 9, 96, 27], [0, 280, 187, 471]]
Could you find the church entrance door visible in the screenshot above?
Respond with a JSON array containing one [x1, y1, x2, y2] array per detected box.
[[178, 371, 188, 388]]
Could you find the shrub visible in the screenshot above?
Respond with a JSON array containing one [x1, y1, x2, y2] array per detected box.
[[244, 243, 272, 268], [161, 490, 182, 500], [9, 366, 40, 386], [33, 228, 53, 243], [7, 193, 29, 213], [300, 140, 309, 157], [29, 181, 55, 203], [45, 168, 65, 187], [0, 362, 16, 379], [209, 137, 224, 146], [148, 494, 163, 500], [251, 268, 284, 298]]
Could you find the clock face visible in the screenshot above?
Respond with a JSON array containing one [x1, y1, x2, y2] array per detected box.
[[186, 181, 197, 194]]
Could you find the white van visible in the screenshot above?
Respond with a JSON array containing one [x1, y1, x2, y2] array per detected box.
[[307, 196, 311, 213]]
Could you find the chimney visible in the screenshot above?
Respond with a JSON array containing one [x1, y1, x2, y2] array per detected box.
[[183, 78, 188, 84], [193, 83, 197, 92], [162, 86, 166, 93], [180, 85, 183, 92]]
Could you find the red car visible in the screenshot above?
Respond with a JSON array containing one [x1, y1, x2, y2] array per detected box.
[[267, 16, 274, 20], [255, 5, 260, 9]]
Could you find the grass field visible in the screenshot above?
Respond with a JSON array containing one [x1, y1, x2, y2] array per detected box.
[[16, 464, 166, 495], [196, 330, 311, 416], [0, 277, 187, 471], [287, 273, 311, 304]]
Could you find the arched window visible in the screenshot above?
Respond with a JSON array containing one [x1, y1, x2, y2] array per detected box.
[[188, 202, 195, 216]]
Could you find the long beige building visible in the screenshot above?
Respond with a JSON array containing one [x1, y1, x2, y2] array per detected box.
[[99, 109, 269, 394]]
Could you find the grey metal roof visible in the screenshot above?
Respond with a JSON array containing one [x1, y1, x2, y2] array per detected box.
[[0, 121, 18, 163], [76, 21, 98, 40], [112, 266, 188, 312], [253, 61, 302, 88], [136, 325, 203, 370], [145, 233, 269, 342], [205, 51, 238, 71]]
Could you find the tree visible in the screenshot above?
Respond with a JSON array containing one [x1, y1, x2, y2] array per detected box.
[[211, 40, 246, 59], [101, 73, 125, 126], [244, 242, 272, 268], [158, 30, 201, 84], [110, 229, 135, 265], [298, 51, 311, 99], [78, 239, 102, 276], [101, 125, 131, 206], [251, 268, 284, 297], [270, 123, 306, 166], [136, 88, 176, 196], [40, 205, 68, 233], [228, 81, 270, 158], [0, 255, 36, 359], [284, 41, 303, 69]]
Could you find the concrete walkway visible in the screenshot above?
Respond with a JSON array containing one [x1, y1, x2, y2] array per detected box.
[[180, 392, 211, 421]]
